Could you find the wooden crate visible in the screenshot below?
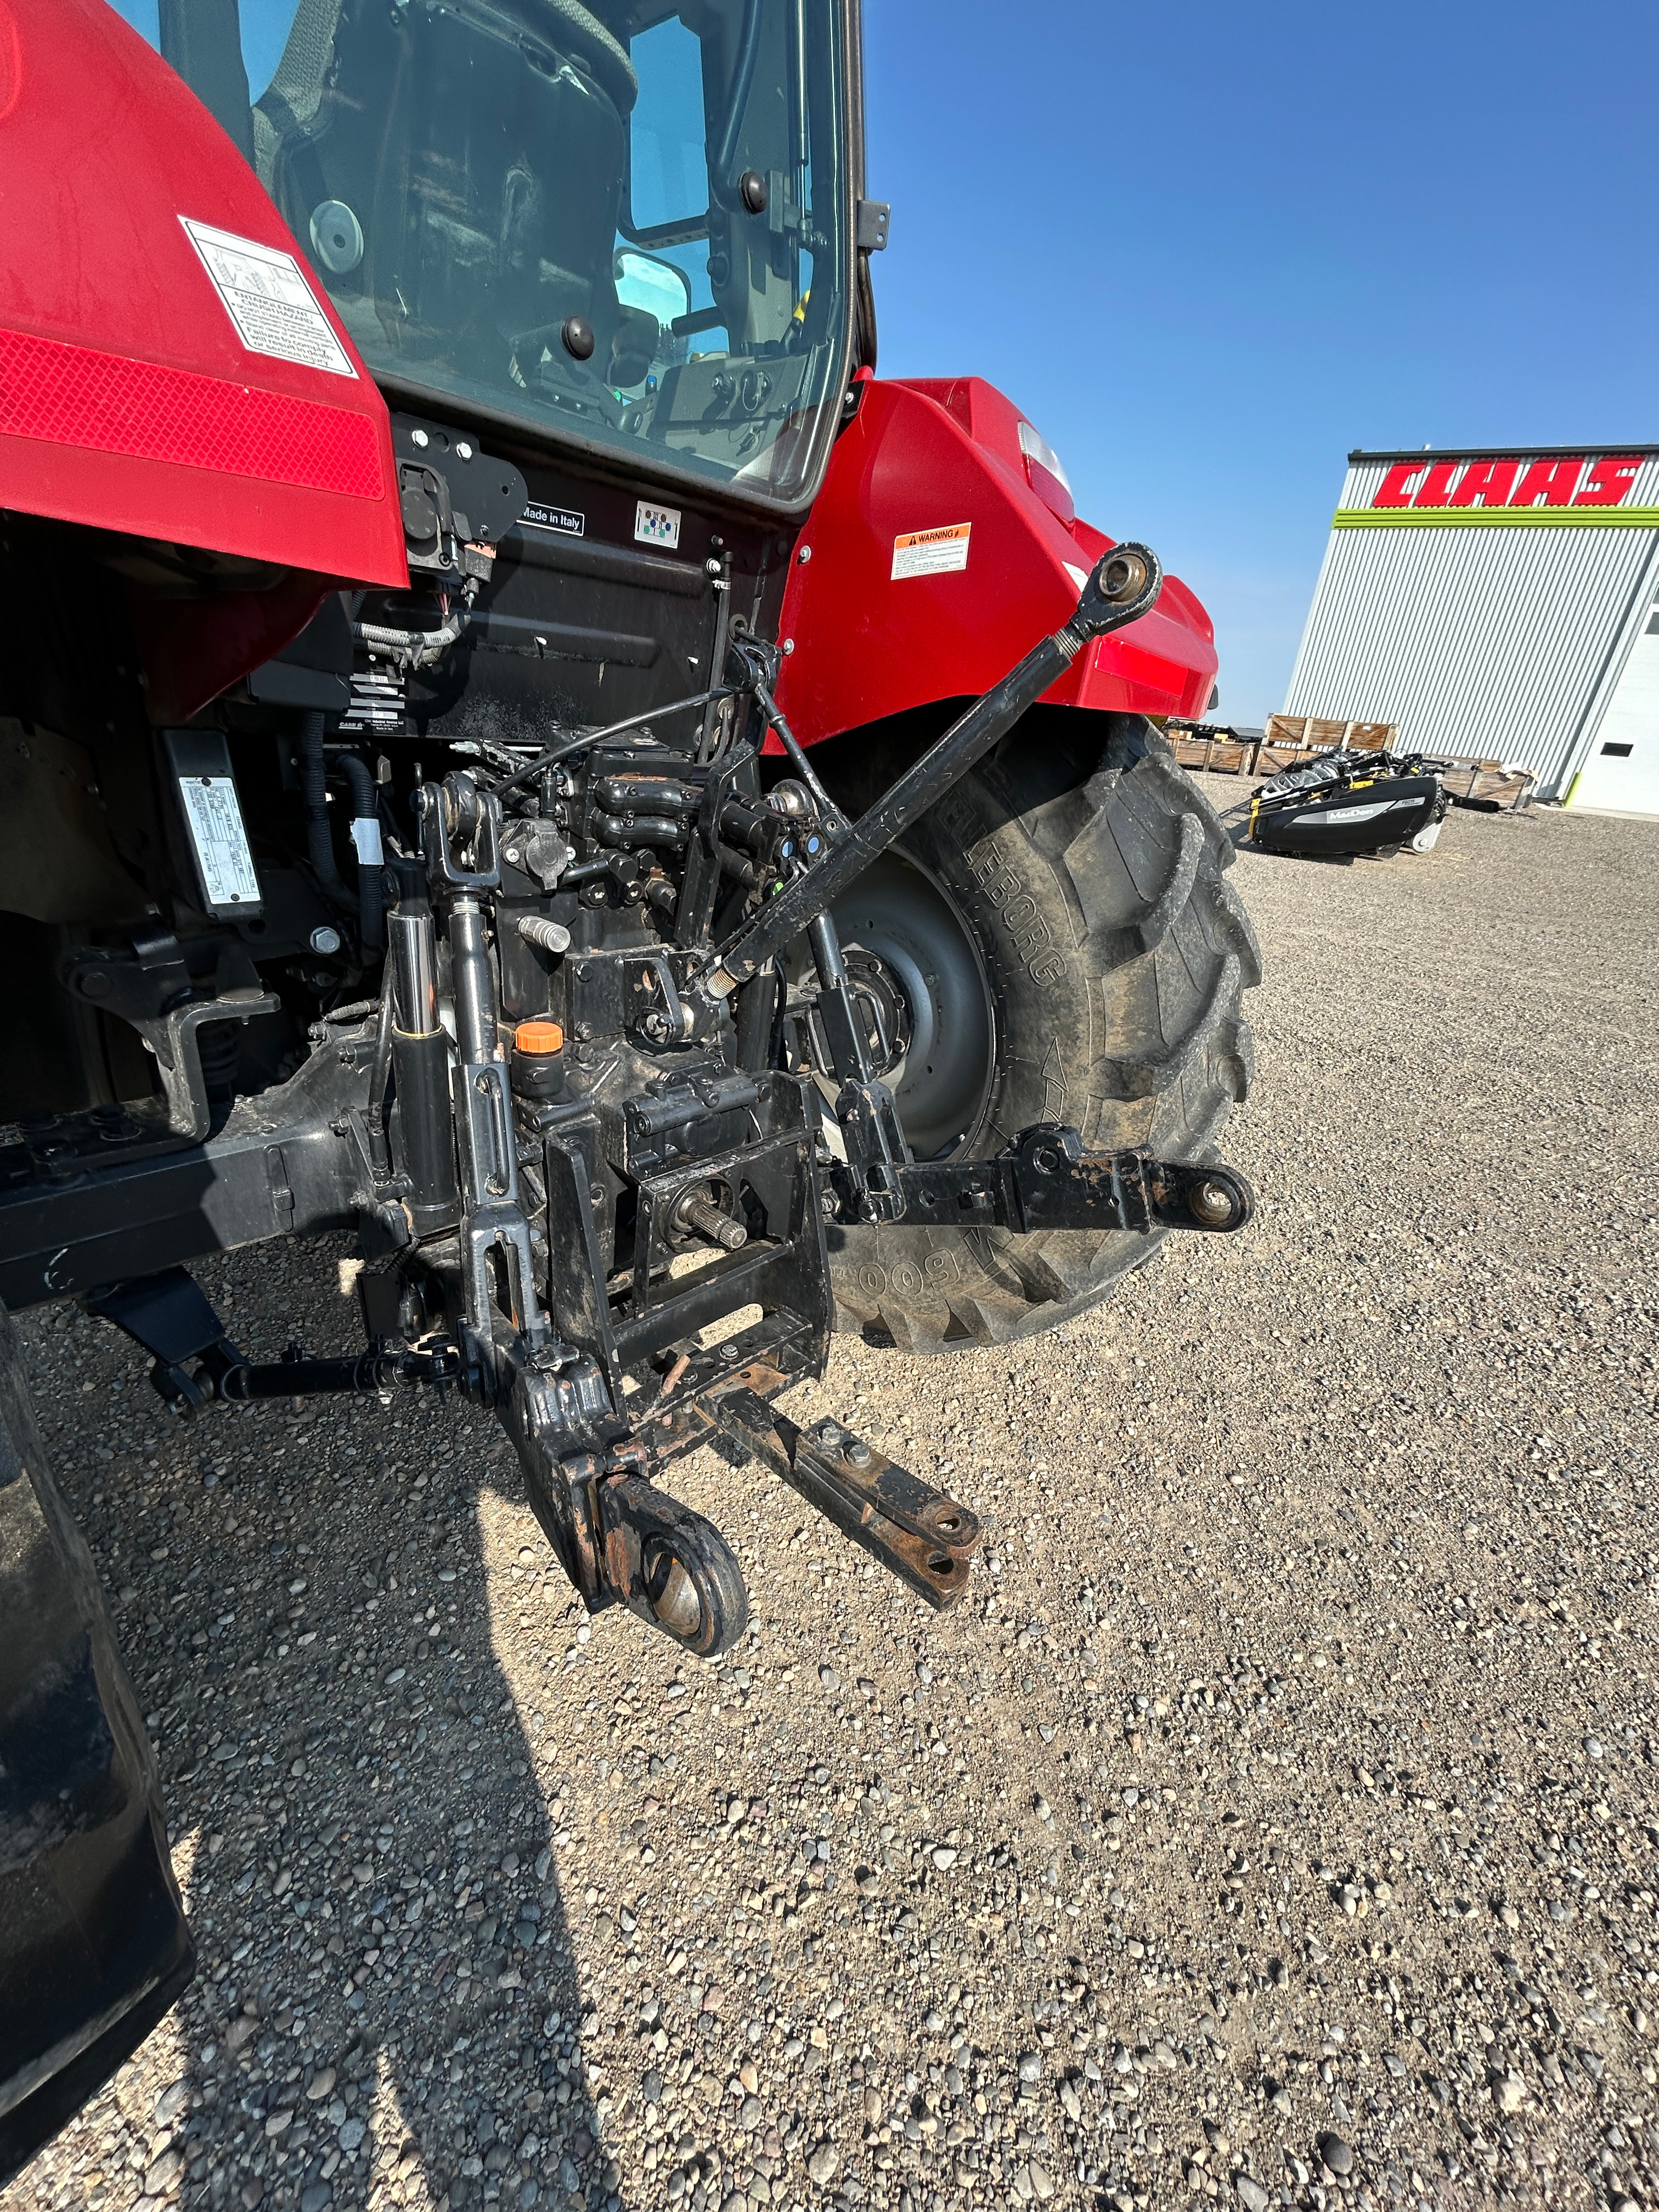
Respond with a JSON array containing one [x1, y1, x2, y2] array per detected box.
[[1168, 730, 1255, 775], [1265, 714, 1397, 753], [1165, 722, 1334, 779], [1252, 742, 1323, 776], [1435, 760, 1536, 810]]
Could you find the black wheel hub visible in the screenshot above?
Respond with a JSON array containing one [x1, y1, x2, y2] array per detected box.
[[840, 949, 912, 1077], [828, 853, 995, 1161]]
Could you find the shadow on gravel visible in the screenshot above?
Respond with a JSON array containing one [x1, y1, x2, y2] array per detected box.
[[18, 1277, 623, 2212]]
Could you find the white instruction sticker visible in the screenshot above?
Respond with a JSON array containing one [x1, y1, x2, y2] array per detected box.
[[891, 522, 971, 579], [180, 217, 356, 378], [521, 501, 586, 539], [634, 499, 682, 550], [179, 776, 261, 907], [349, 816, 385, 866]]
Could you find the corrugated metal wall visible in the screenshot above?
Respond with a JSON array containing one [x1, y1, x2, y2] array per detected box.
[[1283, 456, 1659, 794]]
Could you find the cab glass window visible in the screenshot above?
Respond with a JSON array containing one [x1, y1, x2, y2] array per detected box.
[[109, 0, 853, 511]]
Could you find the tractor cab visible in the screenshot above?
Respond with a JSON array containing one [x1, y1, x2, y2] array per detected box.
[[122, 0, 868, 511]]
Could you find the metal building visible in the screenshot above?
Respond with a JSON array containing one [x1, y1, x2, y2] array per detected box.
[[1282, 445, 1659, 809]]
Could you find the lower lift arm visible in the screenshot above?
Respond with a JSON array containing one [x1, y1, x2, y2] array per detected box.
[[883, 1124, 1254, 1238]]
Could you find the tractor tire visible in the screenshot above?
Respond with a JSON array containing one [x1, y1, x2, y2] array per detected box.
[[819, 709, 1260, 1352]]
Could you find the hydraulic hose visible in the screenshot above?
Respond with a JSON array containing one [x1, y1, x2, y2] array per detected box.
[[335, 749, 384, 955], [298, 712, 350, 905], [298, 715, 383, 953], [489, 686, 733, 804]]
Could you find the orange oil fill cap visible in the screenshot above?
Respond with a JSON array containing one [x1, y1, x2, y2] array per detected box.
[[514, 1020, 563, 1056]]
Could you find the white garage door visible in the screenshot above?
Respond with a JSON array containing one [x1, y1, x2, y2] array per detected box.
[[1574, 602, 1659, 814]]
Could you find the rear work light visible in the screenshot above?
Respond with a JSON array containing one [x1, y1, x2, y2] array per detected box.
[[1017, 418, 1075, 527]]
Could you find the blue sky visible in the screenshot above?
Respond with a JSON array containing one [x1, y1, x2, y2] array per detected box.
[[864, 1, 1659, 726]]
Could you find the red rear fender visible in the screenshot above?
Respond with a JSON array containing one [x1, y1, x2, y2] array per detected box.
[[774, 377, 1216, 741]]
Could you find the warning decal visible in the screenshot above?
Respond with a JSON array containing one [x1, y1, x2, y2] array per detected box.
[[180, 218, 356, 379], [891, 522, 971, 580]]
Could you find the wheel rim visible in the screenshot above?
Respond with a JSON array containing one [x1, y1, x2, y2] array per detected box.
[[828, 851, 995, 1161]]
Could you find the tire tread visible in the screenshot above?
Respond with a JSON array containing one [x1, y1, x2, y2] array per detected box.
[[828, 715, 1259, 1353]]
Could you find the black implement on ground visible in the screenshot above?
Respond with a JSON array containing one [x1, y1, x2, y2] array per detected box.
[[1249, 743, 1448, 860]]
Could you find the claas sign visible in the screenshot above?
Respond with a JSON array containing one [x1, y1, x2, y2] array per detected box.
[[1374, 454, 1641, 510]]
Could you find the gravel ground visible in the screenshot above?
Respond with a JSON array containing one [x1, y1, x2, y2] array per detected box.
[[5, 797, 1658, 2212]]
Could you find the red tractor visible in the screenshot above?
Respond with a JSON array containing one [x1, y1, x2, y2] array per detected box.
[[0, 0, 1259, 2171]]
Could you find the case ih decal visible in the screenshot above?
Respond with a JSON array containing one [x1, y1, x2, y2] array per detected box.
[[1336, 452, 1659, 527]]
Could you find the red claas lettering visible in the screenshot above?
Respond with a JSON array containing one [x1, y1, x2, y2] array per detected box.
[[1373, 461, 1430, 507], [1508, 457, 1582, 507], [1448, 459, 1520, 507], [1573, 455, 1643, 506], [1410, 460, 1460, 507]]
